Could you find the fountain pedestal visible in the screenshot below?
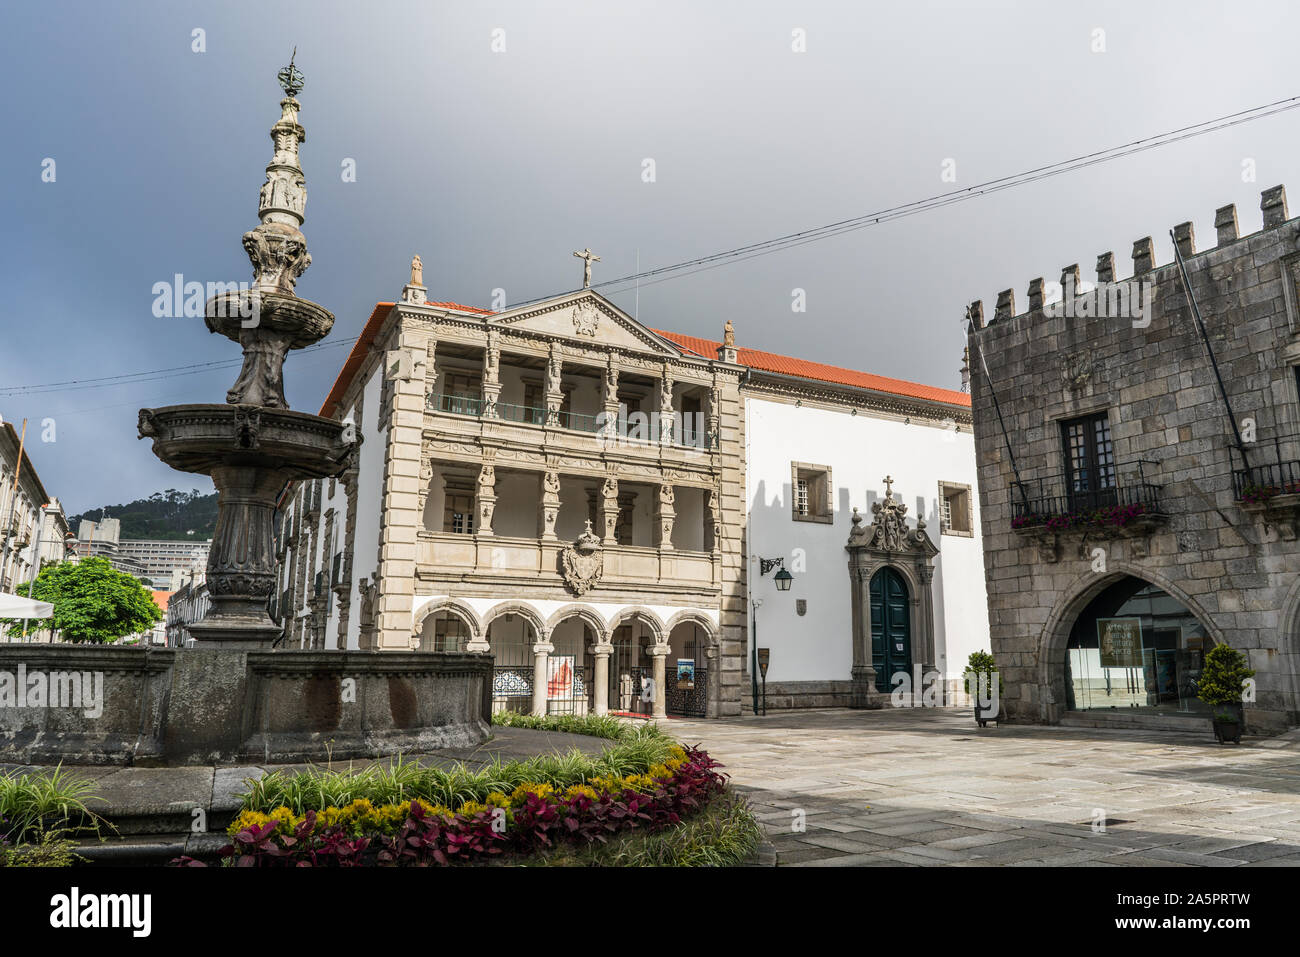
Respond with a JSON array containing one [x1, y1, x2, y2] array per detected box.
[[138, 404, 352, 648]]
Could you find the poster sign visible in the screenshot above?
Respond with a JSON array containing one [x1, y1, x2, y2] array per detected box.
[[676, 659, 695, 681], [1097, 617, 1143, 668], [756, 647, 770, 678], [546, 655, 575, 699]]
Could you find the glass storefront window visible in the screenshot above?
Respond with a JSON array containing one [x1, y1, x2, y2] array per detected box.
[[1065, 577, 1211, 715]]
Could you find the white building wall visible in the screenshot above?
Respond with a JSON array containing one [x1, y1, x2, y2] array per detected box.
[[745, 396, 989, 686], [346, 368, 385, 649]]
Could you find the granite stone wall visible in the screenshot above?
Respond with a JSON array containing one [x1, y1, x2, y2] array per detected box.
[[967, 187, 1300, 732]]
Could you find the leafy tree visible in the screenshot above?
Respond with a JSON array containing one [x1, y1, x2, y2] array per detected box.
[[1, 557, 163, 643]]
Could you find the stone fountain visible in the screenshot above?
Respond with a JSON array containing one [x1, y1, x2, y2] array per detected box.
[[138, 54, 349, 649], [0, 57, 492, 767]]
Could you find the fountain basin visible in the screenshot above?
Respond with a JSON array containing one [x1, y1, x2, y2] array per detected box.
[[0, 645, 493, 766]]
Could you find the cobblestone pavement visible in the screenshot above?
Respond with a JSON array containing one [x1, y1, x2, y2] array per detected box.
[[665, 708, 1300, 867]]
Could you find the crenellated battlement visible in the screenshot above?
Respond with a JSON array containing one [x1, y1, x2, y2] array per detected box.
[[966, 185, 1292, 333]]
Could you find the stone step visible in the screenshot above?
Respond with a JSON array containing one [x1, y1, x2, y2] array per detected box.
[[1059, 711, 1209, 733]]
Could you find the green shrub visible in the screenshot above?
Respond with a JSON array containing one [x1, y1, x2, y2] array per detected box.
[[0, 765, 103, 844], [1197, 644, 1254, 708], [962, 650, 1003, 698], [1, 829, 83, 867], [490, 711, 629, 741], [240, 723, 678, 814]]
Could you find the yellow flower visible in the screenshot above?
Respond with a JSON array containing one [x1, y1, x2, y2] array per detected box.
[[510, 782, 555, 805], [562, 784, 599, 802]]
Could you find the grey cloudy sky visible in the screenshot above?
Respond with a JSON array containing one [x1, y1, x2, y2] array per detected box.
[[2, 0, 1298, 514]]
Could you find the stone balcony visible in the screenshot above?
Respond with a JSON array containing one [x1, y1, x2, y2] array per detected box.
[[416, 532, 719, 596], [425, 392, 718, 472]]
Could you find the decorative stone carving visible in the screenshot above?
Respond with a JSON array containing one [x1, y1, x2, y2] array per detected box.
[[572, 301, 601, 337], [1061, 351, 1093, 392], [560, 520, 605, 596], [848, 476, 924, 552]]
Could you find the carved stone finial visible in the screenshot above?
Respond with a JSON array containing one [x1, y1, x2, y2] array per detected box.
[[882, 475, 894, 499], [723, 318, 736, 348]]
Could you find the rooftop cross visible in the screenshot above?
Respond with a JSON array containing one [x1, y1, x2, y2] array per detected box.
[[882, 475, 894, 499], [573, 247, 601, 288]]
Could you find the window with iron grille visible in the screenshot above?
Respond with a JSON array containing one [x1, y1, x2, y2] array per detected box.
[[790, 462, 832, 523], [938, 481, 973, 536]]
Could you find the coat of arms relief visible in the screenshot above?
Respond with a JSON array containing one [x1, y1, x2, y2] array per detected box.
[[560, 520, 604, 596], [571, 302, 601, 337]]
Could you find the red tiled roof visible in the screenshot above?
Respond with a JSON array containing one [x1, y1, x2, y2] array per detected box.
[[318, 300, 968, 417], [652, 329, 970, 408]]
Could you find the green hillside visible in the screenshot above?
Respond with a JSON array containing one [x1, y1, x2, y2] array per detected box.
[[69, 489, 218, 541]]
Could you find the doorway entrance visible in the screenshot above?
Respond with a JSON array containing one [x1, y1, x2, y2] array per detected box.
[[869, 567, 911, 693]]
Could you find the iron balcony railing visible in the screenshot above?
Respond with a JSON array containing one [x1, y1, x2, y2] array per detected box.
[[1011, 461, 1164, 530], [1233, 435, 1300, 502], [428, 392, 485, 417]]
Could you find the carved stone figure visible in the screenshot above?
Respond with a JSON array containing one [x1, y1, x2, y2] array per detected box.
[[411, 254, 423, 287], [723, 319, 735, 348], [572, 247, 601, 288]]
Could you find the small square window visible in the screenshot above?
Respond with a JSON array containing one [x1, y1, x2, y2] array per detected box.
[[791, 463, 833, 524], [938, 481, 973, 536]]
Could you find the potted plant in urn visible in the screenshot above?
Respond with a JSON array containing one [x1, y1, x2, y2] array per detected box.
[[1197, 644, 1254, 745], [963, 650, 1004, 727]]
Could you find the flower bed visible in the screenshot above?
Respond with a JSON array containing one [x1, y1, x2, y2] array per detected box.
[[190, 744, 726, 866], [1012, 502, 1149, 532]]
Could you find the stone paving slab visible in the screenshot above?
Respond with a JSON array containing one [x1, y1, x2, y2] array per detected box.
[[669, 707, 1300, 868]]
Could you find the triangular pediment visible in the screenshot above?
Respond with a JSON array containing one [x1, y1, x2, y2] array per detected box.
[[487, 291, 686, 357]]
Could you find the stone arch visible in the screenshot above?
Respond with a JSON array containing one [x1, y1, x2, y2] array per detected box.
[[607, 606, 667, 645], [411, 597, 483, 642], [482, 601, 549, 644], [1038, 562, 1224, 724], [663, 609, 721, 718], [1275, 575, 1300, 719], [663, 609, 719, 644], [545, 603, 609, 644]]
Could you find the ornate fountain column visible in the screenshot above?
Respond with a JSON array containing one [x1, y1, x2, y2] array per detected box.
[[139, 54, 352, 649]]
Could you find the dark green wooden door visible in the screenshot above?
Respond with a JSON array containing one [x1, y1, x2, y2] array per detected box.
[[869, 567, 911, 692]]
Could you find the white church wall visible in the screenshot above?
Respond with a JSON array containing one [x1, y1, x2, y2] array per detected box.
[[745, 395, 988, 686]]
